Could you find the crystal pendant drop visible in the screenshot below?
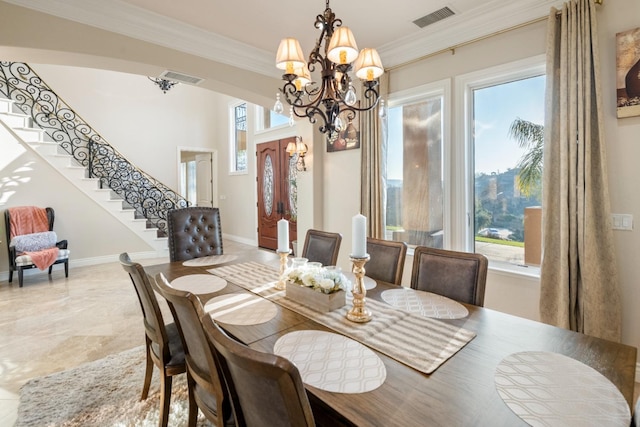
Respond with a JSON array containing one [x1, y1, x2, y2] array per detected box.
[[378, 99, 387, 118], [345, 85, 357, 106], [274, 93, 284, 115], [288, 106, 295, 127], [334, 115, 344, 132]]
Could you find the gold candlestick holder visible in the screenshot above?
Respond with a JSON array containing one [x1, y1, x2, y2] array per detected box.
[[274, 249, 291, 290], [346, 254, 372, 323]]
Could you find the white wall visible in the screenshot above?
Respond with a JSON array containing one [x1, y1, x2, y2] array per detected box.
[[597, 0, 640, 357]]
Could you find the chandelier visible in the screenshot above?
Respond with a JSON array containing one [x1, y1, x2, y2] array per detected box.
[[148, 77, 178, 94], [273, 0, 384, 136]]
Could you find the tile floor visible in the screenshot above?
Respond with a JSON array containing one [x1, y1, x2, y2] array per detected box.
[[0, 240, 258, 426], [0, 240, 637, 425]]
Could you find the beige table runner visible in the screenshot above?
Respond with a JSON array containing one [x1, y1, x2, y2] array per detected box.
[[208, 262, 476, 374]]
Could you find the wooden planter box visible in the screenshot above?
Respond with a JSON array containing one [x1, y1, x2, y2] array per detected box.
[[285, 282, 346, 312]]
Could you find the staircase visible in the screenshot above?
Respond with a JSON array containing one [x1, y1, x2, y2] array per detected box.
[[0, 61, 189, 255], [0, 98, 168, 252]]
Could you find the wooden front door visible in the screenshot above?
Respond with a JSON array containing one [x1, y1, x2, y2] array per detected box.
[[257, 138, 298, 250]]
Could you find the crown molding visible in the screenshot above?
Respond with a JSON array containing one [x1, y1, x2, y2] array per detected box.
[[2, 0, 279, 78], [4, 0, 566, 76], [378, 0, 565, 69]]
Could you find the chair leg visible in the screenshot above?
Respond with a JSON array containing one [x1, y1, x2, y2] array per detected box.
[[187, 375, 198, 427], [64, 260, 69, 277], [141, 341, 153, 400], [18, 268, 24, 287], [48, 265, 53, 275], [159, 373, 173, 427], [8, 269, 13, 283]]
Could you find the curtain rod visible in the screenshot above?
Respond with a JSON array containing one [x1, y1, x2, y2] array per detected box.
[[386, 0, 603, 72]]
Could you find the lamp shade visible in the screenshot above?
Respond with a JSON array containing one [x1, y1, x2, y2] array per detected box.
[[286, 141, 297, 156], [327, 27, 359, 64], [296, 140, 308, 155], [354, 48, 384, 81], [276, 38, 306, 74]]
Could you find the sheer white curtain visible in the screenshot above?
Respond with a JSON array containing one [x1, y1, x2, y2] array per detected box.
[[540, 0, 621, 341]]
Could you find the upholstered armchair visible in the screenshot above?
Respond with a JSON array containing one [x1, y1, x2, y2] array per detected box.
[[4, 206, 70, 287]]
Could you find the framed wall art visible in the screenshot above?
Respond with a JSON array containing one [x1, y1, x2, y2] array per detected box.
[[616, 27, 640, 118], [326, 108, 360, 152]]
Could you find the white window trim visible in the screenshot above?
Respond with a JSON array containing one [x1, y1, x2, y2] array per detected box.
[[253, 104, 290, 135], [454, 54, 545, 273], [228, 100, 248, 175], [387, 79, 452, 250]]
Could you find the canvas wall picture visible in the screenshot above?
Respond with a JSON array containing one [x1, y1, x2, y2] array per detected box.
[[616, 27, 640, 118], [326, 108, 360, 152]]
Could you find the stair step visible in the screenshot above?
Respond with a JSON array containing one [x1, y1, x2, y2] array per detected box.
[[30, 140, 62, 156], [13, 127, 44, 142], [0, 112, 31, 128], [0, 98, 14, 113]]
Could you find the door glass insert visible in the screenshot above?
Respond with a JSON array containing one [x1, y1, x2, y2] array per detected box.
[[263, 154, 274, 215]]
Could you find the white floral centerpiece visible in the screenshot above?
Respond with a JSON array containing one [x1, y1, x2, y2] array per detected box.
[[284, 264, 351, 294], [283, 264, 350, 312]]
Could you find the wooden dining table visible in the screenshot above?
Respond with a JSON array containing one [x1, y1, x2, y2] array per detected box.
[[145, 249, 637, 427]]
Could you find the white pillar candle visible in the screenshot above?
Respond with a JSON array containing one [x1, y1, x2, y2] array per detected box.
[[277, 219, 289, 252], [352, 214, 367, 258]]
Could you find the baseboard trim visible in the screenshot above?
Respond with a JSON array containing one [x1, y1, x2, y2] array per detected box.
[[636, 362, 640, 384], [222, 233, 257, 247], [0, 250, 165, 283]]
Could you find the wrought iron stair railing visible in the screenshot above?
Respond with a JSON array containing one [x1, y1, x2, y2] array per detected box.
[[0, 61, 188, 234]]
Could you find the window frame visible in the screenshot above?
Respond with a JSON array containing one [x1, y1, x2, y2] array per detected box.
[[229, 101, 248, 175], [454, 54, 546, 273], [386, 79, 451, 251], [254, 105, 290, 134]]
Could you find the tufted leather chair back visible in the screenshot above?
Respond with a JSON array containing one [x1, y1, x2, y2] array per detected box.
[[410, 246, 488, 307], [167, 207, 223, 262], [366, 238, 408, 286]]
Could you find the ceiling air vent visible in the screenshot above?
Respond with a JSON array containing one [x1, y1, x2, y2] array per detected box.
[[412, 6, 455, 29], [159, 70, 204, 86]]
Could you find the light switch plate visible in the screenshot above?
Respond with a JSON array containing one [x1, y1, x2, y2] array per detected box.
[[612, 214, 633, 230]]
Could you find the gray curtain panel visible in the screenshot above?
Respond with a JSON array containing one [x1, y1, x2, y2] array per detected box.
[[360, 75, 388, 239], [540, 0, 621, 341]]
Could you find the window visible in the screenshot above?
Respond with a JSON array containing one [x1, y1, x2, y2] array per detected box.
[[255, 105, 289, 132], [230, 102, 247, 173], [383, 57, 545, 274], [385, 81, 449, 249], [458, 56, 546, 269]]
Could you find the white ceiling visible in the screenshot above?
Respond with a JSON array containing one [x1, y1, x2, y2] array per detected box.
[[4, 0, 563, 78]]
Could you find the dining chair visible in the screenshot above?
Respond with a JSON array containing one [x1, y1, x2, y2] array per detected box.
[[119, 253, 186, 427], [152, 273, 233, 427], [410, 246, 488, 306], [201, 314, 316, 427], [301, 229, 342, 267], [167, 206, 223, 262], [365, 237, 408, 286], [4, 206, 70, 287]]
